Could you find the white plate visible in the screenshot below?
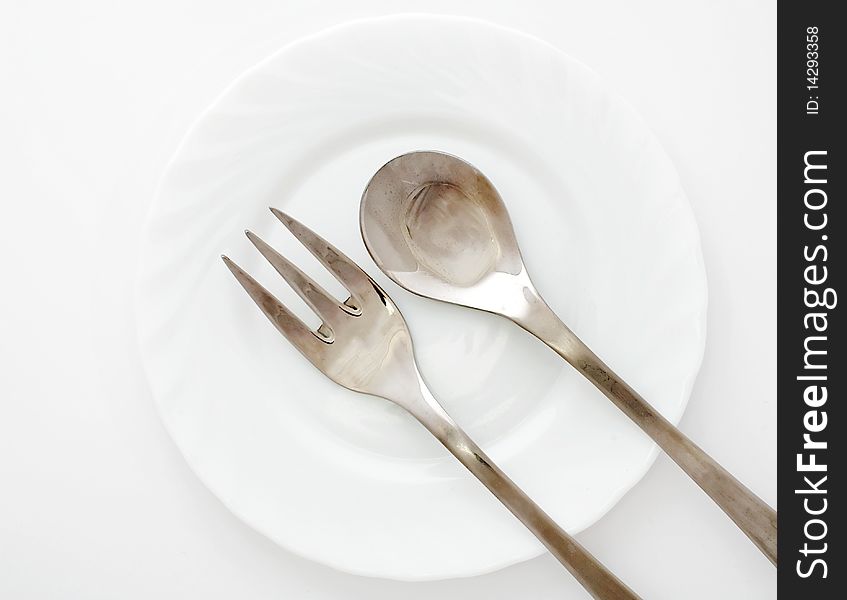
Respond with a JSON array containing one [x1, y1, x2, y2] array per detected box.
[[136, 15, 707, 581]]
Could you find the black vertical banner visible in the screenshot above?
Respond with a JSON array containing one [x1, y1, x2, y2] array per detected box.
[[778, 3, 844, 598]]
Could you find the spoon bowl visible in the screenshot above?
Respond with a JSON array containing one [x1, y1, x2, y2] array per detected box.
[[360, 151, 536, 319]]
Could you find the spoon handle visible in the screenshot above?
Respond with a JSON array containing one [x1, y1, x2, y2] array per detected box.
[[515, 300, 777, 565], [412, 388, 641, 600]]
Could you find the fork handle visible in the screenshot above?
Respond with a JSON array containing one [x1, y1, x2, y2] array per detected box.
[[515, 299, 777, 565], [413, 394, 640, 600]]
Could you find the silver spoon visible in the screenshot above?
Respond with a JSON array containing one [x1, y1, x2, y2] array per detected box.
[[360, 150, 777, 565]]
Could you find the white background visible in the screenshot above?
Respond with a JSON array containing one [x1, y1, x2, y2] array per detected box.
[[0, 1, 775, 598]]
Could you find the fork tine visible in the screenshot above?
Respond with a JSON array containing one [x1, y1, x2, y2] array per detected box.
[[270, 208, 374, 301], [245, 230, 346, 325], [221, 256, 329, 359]]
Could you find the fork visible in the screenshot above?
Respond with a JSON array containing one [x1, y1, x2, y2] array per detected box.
[[222, 208, 641, 600]]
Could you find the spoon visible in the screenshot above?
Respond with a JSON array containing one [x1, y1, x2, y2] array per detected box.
[[359, 150, 777, 565]]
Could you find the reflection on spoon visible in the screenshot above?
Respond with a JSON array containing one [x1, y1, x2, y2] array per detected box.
[[403, 182, 500, 287]]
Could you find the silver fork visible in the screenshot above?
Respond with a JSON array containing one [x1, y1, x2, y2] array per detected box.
[[222, 208, 641, 600]]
